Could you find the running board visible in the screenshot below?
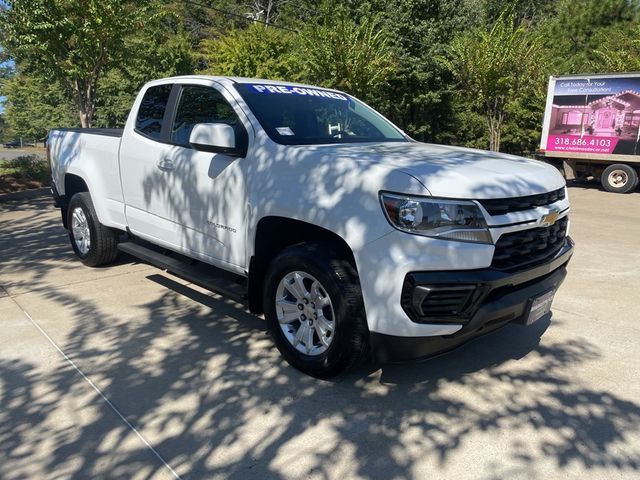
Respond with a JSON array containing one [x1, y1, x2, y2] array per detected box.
[[118, 241, 247, 304]]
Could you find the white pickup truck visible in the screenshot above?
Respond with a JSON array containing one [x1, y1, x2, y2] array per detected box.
[[48, 76, 574, 377]]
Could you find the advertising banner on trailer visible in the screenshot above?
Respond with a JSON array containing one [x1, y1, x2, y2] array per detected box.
[[540, 73, 640, 159]]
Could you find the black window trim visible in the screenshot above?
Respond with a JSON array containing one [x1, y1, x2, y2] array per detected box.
[[160, 84, 182, 141], [132, 81, 251, 156], [165, 83, 249, 153], [133, 83, 176, 142]]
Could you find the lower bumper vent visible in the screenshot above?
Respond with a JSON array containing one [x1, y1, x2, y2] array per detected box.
[[412, 285, 476, 318]]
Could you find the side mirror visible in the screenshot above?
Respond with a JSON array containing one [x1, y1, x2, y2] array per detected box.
[[189, 123, 245, 157]]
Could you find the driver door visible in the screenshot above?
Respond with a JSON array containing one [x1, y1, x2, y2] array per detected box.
[[161, 82, 250, 269], [121, 81, 250, 271]]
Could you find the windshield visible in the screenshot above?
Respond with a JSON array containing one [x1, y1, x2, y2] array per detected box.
[[234, 83, 408, 146]]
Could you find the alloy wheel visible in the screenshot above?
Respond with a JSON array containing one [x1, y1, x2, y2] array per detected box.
[[275, 271, 335, 356]]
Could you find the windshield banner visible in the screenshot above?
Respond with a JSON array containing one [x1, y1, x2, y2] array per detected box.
[[248, 84, 348, 101]]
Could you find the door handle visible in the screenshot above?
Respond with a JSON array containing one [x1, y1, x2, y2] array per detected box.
[[157, 158, 175, 171]]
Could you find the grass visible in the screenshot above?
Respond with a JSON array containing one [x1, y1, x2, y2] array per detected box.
[[0, 146, 45, 154]]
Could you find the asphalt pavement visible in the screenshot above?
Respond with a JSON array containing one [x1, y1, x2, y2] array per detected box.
[[0, 185, 638, 479]]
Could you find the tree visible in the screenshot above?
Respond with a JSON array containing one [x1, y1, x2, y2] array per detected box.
[[242, 0, 296, 25], [93, 18, 195, 128], [442, 12, 544, 151], [0, 50, 12, 80], [1, 71, 77, 140], [591, 23, 640, 73], [298, 10, 397, 103], [0, 0, 154, 127], [0, 113, 7, 142], [540, 0, 638, 72], [199, 23, 302, 80], [482, 0, 556, 24], [321, 0, 484, 142]]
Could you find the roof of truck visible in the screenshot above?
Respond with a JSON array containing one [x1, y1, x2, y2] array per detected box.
[[146, 75, 345, 93]]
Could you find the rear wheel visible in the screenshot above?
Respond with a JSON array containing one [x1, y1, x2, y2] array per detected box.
[[67, 192, 119, 267], [263, 243, 368, 378], [601, 164, 639, 193]]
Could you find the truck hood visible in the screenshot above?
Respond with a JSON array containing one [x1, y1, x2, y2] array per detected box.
[[295, 142, 565, 199]]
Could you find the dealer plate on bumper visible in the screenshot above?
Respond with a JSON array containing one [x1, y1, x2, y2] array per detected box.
[[526, 289, 555, 326]]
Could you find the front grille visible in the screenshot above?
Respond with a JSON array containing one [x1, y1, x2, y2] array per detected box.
[[492, 217, 568, 270], [479, 187, 565, 216]]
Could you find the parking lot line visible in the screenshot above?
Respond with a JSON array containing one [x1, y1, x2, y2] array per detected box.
[[7, 293, 182, 480]]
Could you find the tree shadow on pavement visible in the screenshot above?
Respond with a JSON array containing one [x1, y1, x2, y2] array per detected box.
[[1, 196, 639, 479]]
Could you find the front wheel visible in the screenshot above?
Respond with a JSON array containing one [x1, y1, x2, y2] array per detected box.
[[67, 192, 119, 267], [601, 164, 639, 193], [263, 243, 368, 378]]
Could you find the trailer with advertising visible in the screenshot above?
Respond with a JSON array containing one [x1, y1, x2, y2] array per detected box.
[[540, 73, 640, 193]]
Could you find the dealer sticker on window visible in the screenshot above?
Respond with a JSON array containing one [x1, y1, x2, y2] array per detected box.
[[276, 127, 295, 136], [526, 289, 555, 326]]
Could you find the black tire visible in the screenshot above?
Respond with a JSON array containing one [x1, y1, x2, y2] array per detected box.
[[263, 243, 368, 378], [67, 192, 119, 267], [601, 164, 639, 193]]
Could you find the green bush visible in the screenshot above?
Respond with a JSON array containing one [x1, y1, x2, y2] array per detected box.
[[0, 155, 49, 182]]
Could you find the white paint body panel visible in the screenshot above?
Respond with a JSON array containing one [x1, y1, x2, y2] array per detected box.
[[190, 123, 236, 149], [49, 75, 569, 338], [49, 130, 127, 230]]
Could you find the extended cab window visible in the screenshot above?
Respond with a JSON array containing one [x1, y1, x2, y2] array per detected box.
[[135, 84, 172, 139], [171, 85, 245, 148]]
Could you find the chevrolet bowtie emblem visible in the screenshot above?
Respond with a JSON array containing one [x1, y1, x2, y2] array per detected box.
[[540, 208, 560, 227]]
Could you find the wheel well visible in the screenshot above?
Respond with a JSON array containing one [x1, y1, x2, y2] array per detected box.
[[64, 174, 89, 200], [247, 216, 357, 314]]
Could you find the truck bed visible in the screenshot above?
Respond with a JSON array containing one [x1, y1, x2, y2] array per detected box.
[[53, 128, 123, 138], [49, 127, 126, 229]]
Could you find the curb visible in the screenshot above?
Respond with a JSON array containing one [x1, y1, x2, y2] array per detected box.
[[0, 187, 51, 203]]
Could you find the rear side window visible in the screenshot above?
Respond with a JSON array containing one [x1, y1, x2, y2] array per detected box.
[[135, 84, 173, 139], [171, 85, 243, 147]]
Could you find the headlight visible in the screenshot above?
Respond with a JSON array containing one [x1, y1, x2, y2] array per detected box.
[[380, 192, 492, 244]]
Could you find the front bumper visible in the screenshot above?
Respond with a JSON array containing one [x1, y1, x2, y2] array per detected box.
[[370, 236, 574, 362]]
